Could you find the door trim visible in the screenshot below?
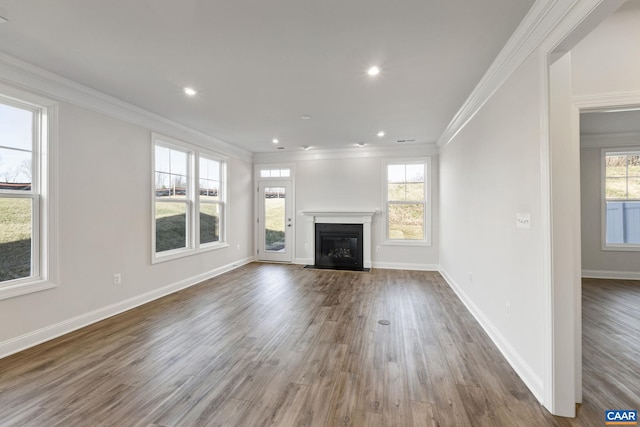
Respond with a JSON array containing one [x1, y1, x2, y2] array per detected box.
[[254, 164, 296, 263]]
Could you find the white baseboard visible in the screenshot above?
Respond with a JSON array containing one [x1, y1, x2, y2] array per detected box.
[[293, 258, 439, 272], [372, 262, 439, 271], [582, 269, 640, 280], [439, 268, 544, 403], [0, 257, 254, 360]]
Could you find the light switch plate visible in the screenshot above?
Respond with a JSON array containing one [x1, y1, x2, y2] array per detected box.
[[517, 213, 531, 229]]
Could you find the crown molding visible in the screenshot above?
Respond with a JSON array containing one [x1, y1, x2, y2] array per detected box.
[[437, 0, 629, 150], [253, 143, 438, 163], [0, 52, 253, 162], [437, 0, 564, 148], [573, 91, 640, 111], [577, 91, 640, 148]]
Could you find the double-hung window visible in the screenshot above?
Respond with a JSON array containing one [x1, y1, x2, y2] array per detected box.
[[603, 149, 640, 248], [0, 88, 57, 300], [199, 156, 223, 246], [385, 159, 429, 244], [153, 134, 226, 262], [154, 143, 190, 253]]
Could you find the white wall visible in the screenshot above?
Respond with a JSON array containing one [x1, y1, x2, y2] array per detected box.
[[255, 146, 439, 270], [573, 1, 640, 278], [572, 0, 640, 96], [0, 100, 254, 357], [439, 53, 546, 399]]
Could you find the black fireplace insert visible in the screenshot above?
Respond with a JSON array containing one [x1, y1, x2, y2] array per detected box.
[[312, 223, 366, 271]]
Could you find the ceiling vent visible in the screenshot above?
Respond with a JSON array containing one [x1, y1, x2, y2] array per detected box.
[[396, 139, 416, 143]]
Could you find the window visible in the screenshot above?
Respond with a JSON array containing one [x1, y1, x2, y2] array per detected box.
[[199, 156, 223, 245], [385, 159, 429, 244], [154, 144, 189, 253], [153, 134, 226, 261], [603, 150, 640, 248], [0, 88, 57, 300], [260, 168, 290, 178]]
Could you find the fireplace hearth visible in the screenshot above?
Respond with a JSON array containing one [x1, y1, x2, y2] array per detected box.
[[311, 223, 367, 271]]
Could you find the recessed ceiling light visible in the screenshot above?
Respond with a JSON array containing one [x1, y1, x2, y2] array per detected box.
[[377, 131, 385, 137], [302, 145, 311, 151], [272, 138, 279, 144], [367, 66, 381, 76], [356, 142, 366, 147], [300, 115, 312, 120], [184, 87, 197, 96]]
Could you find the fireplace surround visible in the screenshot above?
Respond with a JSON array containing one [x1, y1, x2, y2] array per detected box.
[[302, 210, 376, 271]]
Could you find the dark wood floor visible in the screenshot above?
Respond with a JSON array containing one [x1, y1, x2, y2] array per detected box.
[[0, 264, 637, 426], [576, 278, 640, 422]]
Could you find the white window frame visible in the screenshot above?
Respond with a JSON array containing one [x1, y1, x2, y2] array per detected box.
[[601, 147, 640, 251], [383, 157, 431, 246], [152, 133, 228, 263], [0, 85, 58, 300]]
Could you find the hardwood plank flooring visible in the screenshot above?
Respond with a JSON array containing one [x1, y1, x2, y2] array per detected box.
[[0, 264, 637, 426], [564, 277, 640, 425]]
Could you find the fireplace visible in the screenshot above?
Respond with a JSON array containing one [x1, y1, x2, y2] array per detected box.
[[314, 223, 365, 271], [303, 210, 375, 270]]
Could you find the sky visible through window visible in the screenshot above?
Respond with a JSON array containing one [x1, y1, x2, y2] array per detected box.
[[155, 145, 188, 192], [0, 104, 33, 183], [387, 163, 424, 184], [0, 103, 33, 185], [1, 102, 35, 283]]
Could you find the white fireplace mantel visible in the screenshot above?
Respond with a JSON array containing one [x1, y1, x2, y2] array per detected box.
[[302, 210, 378, 268]]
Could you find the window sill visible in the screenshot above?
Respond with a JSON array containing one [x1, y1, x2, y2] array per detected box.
[[383, 240, 431, 247], [0, 279, 57, 301], [601, 244, 640, 252], [152, 242, 230, 264]]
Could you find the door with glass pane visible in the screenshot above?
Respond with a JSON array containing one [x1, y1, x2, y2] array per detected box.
[[258, 181, 292, 262]]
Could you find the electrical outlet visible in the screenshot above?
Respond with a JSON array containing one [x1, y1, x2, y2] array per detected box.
[[505, 302, 511, 318], [468, 272, 473, 283], [113, 273, 122, 285], [376, 245, 381, 253], [236, 243, 241, 251]]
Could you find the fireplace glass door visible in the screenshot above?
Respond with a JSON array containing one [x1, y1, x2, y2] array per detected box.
[[314, 223, 364, 270]]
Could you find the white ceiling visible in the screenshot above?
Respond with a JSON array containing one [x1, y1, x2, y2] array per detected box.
[[0, 0, 534, 153]]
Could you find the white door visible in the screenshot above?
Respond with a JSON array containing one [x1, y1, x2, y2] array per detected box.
[[258, 181, 293, 262]]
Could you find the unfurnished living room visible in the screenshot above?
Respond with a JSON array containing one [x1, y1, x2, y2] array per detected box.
[[0, 0, 639, 426]]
